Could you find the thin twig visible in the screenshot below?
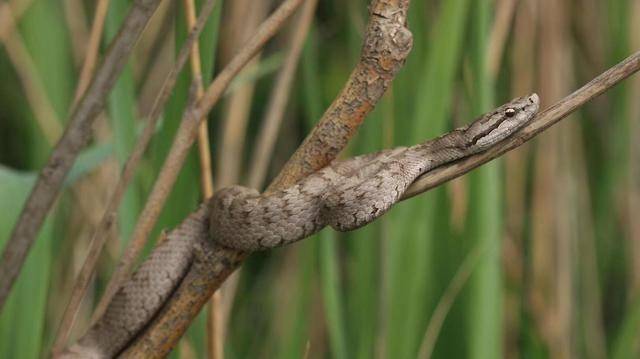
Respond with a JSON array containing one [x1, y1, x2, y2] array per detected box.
[[218, 0, 317, 337], [119, 1, 412, 356], [402, 50, 640, 200], [93, 0, 306, 324], [487, 0, 518, 78], [0, 0, 35, 37], [418, 244, 489, 359], [0, 0, 164, 312], [63, 0, 90, 67], [137, 2, 176, 99], [181, 0, 219, 357], [215, 0, 271, 189], [183, 0, 215, 199], [247, 0, 318, 190], [124, 46, 640, 359], [214, 1, 272, 345], [50, 0, 220, 351], [71, 0, 110, 107]]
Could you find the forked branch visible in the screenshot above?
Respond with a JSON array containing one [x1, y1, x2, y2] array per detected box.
[[120, 0, 413, 356], [123, 48, 640, 358]]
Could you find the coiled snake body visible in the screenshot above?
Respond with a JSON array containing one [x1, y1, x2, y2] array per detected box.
[[66, 94, 539, 358]]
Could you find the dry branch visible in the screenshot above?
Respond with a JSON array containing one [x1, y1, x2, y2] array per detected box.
[[71, 0, 110, 107], [50, 0, 220, 353], [60, 0, 639, 355], [401, 50, 640, 200], [180, 0, 218, 356], [122, 44, 640, 359], [120, 0, 413, 356], [92, 0, 306, 329], [0, 0, 164, 312]]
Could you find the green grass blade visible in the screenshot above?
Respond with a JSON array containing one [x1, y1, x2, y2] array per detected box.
[[464, 1, 502, 358], [318, 230, 349, 359], [386, 1, 471, 357], [0, 169, 54, 359], [611, 297, 640, 359], [104, 0, 143, 239]]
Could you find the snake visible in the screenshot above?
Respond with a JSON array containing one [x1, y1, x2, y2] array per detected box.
[[63, 94, 539, 358]]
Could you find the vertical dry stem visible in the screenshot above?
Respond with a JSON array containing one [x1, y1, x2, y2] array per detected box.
[[71, 0, 111, 107], [0, 0, 164, 312], [121, 1, 412, 356], [247, 0, 318, 190], [52, 0, 219, 348], [93, 0, 306, 324], [181, 0, 219, 357]]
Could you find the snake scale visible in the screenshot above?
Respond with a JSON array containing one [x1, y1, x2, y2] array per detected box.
[[63, 94, 539, 358]]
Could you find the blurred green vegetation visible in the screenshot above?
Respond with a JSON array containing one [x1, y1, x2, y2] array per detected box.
[[1, 0, 639, 358]]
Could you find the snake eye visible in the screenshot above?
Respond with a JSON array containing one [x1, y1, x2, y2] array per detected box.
[[505, 108, 516, 117]]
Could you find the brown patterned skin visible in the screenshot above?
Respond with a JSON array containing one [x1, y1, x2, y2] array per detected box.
[[64, 94, 538, 358], [210, 94, 540, 251]]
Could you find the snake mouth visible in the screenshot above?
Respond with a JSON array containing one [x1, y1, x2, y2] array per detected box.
[[527, 93, 540, 111], [529, 93, 539, 103]]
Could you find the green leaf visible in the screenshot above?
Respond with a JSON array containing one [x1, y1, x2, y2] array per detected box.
[[0, 168, 53, 359]]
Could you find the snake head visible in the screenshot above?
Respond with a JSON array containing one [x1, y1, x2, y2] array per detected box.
[[464, 93, 540, 151]]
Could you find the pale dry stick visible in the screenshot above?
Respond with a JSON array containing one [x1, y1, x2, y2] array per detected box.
[[214, 1, 271, 342], [71, 0, 111, 107], [226, 1, 317, 330], [0, 0, 34, 36], [114, 49, 637, 357], [487, 0, 518, 78], [63, 0, 90, 67], [181, 0, 219, 357], [247, 0, 318, 190], [93, 0, 306, 323], [0, 0, 165, 312], [183, 0, 215, 199], [119, 31, 635, 359], [218, 0, 317, 342], [121, 1, 412, 356], [50, 0, 220, 351], [216, 0, 270, 188], [137, 3, 176, 101], [0, 2, 62, 143], [402, 50, 640, 200], [219, 0, 316, 348], [537, 3, 572, 355], [418, 244, 489, 359]]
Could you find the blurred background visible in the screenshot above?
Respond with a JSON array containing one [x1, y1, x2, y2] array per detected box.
[[1, 0, 639, 358]]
